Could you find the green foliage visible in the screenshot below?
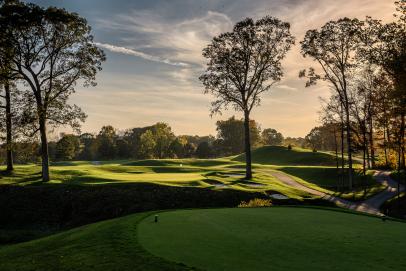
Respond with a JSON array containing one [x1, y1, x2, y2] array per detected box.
[[168, 137, 185, 158], [150, 123, 174, 158], [55, 134, 80, 161], [305, 127, 323, 151], [261, 128, 283, 146], [0, 1, 106, 181], [199, 16, 295, 115], [139, 130, 156, 159], [216, 116, 261, 155], [238, 198, 272, 207], [77, 133, 97, 160], [97, 126, 117, 159], [195, 141, 212, 158], [0, 139, 39, 163]]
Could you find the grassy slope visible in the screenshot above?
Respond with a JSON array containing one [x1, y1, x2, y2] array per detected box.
[[233, 146, 339, 166], [139, 207, 406, 271], [0, 162, 309, 199], [0, 212, 195, 271], [1, 207, 404, 271], [235, 146, 382, 197], [0, 146, 378, 198]]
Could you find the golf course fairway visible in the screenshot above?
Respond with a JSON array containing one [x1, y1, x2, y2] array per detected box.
[[138, 207, 406, 271]]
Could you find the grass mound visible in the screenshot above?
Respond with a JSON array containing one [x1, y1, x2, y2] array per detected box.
[[234, 146, 338, 166], [139, 207, 406, 271], [0, 212, 194, 271]]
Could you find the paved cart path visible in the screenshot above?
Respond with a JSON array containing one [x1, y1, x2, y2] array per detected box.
[[268, 170, 404, 216]]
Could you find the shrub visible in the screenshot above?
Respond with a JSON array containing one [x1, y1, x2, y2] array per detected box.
[[238, 198, 272, 208], [287, 144, 292, 150]]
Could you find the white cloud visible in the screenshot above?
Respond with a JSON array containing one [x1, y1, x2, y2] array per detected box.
[[94, 42, 189, 67], [83, 0, 396, 137], [96, 10, 233, 65], [275, 84, 298, 91]]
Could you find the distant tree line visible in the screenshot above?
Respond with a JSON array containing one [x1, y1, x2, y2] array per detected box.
[[0, 117, 293, 162]]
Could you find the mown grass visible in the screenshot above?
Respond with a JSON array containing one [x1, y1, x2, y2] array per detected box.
[[0, 147, 397, 270], [0, 146, 382, 200], [1, 207, 405, 271], [0, 212, 196, 271], [138, 207, 406, 271], [233, 146, 340, 166], [0, 162, 310, 199]]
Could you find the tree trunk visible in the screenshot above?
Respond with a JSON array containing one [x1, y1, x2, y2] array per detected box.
[[39, 117, 50, 182], [344, 98, 353, 190], [366, 137, 371, 170], [363, 130, 367, 196], [383, 125, 389, 167], [363, 129, 367, 176], [4, 81, 13, 171], [333, 127, 339, 191], [243, 110, 252, 180], [369, 118, 375, 169], [386, 120, 392, 167], [340, 105, 345, 191], [401, 112, 405, 169]]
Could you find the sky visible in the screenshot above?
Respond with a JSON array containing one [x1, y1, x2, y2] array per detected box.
[[27, 0, 395, 138]]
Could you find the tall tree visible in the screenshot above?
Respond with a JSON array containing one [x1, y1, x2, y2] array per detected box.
[[0, 81, 14, 170], [77, 133, 97, 160], [300, 18, 363, 189], [97, 126, 117, 160], [55, 134, 80, 161], [305, 127, 323, 152], [200, 16, 294, 179], [139, 130, 156, 159], [0, 3, 105, 181], [216, 116, 261, 156], [262, 128, 283, 146], [350, 66, 379, 170], [150, 123, 175, 159], [195, 141, 212, 158], [0, 0, 20, 171], [359, 2, 406, 169]]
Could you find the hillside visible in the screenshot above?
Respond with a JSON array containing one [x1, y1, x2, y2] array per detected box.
[[233, 146, 339, 166]]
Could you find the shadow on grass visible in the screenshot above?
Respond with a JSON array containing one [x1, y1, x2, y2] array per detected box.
[[279, 166, 377, 193], [0, 170, 43, 185], [123, 159, 232, 167], [149, 167, 206, 174]]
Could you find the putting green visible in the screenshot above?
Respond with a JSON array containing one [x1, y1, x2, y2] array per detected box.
[[138, 207, 406, 271]]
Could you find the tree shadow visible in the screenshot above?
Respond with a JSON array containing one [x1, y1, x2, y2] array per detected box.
[[0, 170, 43, 185]]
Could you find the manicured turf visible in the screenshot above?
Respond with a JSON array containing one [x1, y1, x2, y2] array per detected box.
[[1, 207, 405, 271], [0, 162, 309, 199], [234, 146, 339, 166], [139, 207, 406, 271], [0, 212, 194, 271], [0, 146, 374, 199]]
